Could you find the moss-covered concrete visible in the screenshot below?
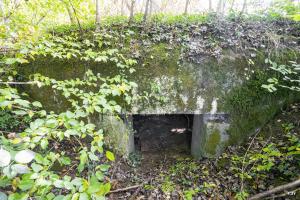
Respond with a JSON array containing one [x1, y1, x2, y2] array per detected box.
[[205, 128, 221, 156], [223, 50, 300, 144], [18, 42, 300, 158], [100, 115, 134, 155]]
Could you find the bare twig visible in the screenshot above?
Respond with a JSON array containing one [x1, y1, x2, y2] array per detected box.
[[108, 184, 141, 194], [0, 81, 35, 85], [249, 178, 300, 200], [240, 128, 261, 191], [265, 188, 300, 199], [129, 185, 143, 200], [36, 14, 48, 25]]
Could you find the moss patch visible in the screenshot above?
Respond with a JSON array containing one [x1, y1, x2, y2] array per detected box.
[[205, 128, 221, 156]]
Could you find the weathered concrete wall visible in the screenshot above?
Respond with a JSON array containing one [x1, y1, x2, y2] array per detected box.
[[191, 114, 230, 158], [99, 115, 135, 156], [18, 45, 300, 158]]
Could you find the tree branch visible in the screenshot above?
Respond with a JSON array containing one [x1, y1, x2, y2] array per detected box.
[[0, 81, 35, 85], [68, 0, 83, 35], [108, 184, 141, 194], [249, 178, 300, 200]]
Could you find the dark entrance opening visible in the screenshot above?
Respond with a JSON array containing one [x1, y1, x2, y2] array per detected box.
[[132, 114, 193, 154]]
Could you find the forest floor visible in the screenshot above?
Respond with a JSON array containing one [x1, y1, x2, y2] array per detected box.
[[108, 103, 300, 200]]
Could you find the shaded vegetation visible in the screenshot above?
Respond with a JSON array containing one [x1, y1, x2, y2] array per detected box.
[[0, 0, 300, 199]]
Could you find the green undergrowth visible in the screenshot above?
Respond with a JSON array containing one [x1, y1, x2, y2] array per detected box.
[[0, 27, 139, 199], [49, 12, 298, 35], [50, 13, 209, 34], [0, 110, 31, 132]]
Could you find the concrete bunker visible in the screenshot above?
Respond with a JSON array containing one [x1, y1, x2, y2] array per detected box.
[[20, 48, 298, 159], [118, 113, 230, 159]]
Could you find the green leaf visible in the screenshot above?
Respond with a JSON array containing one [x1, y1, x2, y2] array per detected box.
[[0, 179, 10, 187], [87, 177, 101, 194], [30, 119, 44, 130], [65, 111, 75, 119], [78, 151, 88, 173], [79, 193, 89, 200], [64, 181, 74, 190], [98, 164, 110, 172], [71, 178, 83, 187], [95, 171, 104, 181], [59, 156, 71, 165], [106, 151, 115, 161], [5, 58, 18, 65], [53, 195, 65, 200], [53, 180, 64, 188], [8, 193, 28, 200], [31, 163, 43, 172], [12, 110, 27, 116], [46, 193, 55, 200], [95, 56, 108, 62], [0, 192, 7, 200], [18, 179, 34, 191], [14, 99, 30, 108], [34, 153, 49, 165], [41, 139, 49, 149], [88, 153, 99, 161], [0, 149, 11, 167], [32, 101, 42, 108], [71, 193, 79, 200], [46, 119, 58, 128], [98, 183, 111, 196], [15, 150, 35, 164]]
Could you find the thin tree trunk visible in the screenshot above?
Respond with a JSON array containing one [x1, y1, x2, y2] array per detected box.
[[140, 0, 145, 13], [149, 0, 153, 16], [208, 0, 212, 12], [66, 5, 75, 24], [68, 0, 83, 34], [121, 0, 125, 15], [143, 0, 150, 23], [217, 0, 223, 14], [0, 0, 3, 15], [0, 0, 4, 24], [160, 0, 167, 12], [129, 0, 136, 23], [184, 0, 190, 15], [230, 0, 235, 11], [241, 0, 247, 14], [60, 0, 75, 24], [221, 0, 226, 14], [95, 0, 101, 32], [36, 14, 47, 25]]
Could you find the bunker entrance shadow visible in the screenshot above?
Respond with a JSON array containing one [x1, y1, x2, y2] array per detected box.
[[132, 114, 194, 154]]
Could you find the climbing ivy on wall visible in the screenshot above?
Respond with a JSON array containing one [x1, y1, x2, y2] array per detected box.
[[0, 32, 139, 199]]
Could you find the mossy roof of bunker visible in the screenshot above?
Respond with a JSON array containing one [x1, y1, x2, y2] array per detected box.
[[23, 18, 300, 114]]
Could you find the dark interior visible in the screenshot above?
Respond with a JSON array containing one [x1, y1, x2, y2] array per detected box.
[[132, 114, 193, 153]]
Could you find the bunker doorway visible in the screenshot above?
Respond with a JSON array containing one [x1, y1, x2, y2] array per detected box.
[[132, 114, 193, 154]]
